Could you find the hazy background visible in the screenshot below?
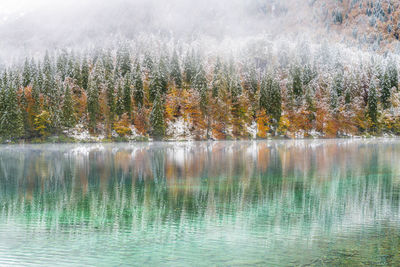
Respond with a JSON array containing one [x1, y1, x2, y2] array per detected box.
[[0, 0, 319, 62]]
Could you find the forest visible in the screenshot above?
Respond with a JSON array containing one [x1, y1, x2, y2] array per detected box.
[[0, 37, 399, 142]]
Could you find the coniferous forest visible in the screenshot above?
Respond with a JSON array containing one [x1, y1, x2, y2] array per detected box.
[[1, 38, 400, 142]]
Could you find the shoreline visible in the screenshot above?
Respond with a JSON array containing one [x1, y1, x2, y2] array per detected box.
[[2, 134, 400, 145]]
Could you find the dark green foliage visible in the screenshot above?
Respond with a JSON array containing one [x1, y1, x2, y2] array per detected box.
[[381, 71, 391, 109], [81, 56, 89, 90], [368, 80, 378, 129], [260, 74, 282, 124], [292, 66, 303, 99], [243, 64, 258, 94], [123, 75, 132, 117], [115, 81, 124, 117], [0, 86, 24, 141], [149, 67, 164, 103], [134, 63, 144, 108], [170, 50, 182, 88], [212, 58, 223, 98], [62, 84, 76, 128], [22, 58, 32, 87], [150, 93, 165, 140], [87, 77, 100, 132]]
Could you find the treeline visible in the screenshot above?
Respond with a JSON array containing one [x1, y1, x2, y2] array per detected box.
[[0, 40, 399, 142]]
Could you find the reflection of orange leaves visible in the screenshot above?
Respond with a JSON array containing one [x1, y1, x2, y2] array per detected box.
[[257, 143, 270, 172], [115, 151, 132, 173]]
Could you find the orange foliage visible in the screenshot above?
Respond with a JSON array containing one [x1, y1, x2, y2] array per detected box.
[[256, 110, 270, 138]]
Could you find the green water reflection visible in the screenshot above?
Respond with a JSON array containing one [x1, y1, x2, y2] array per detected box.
[[1, 140, 400, 266]]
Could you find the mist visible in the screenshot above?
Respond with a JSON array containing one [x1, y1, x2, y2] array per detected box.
[[0, 0, 316, 62]]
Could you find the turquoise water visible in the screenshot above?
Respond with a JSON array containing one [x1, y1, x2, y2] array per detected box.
[[0, 140, 400, 266]]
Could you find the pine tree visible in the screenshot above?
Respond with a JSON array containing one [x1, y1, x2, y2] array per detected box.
[[149, 67, 164, 102], [381, 70, 391, 109], [81, 56, 89, 90], [87, 77, 100, 133], [212, 58, 223, 98], [243, 64, 258, 95], [170, 50, 182, 88], [333, 71, 344, 97], [150, 92, 165, 140], [115, 80, 124, 118], [134, 63, 144, 108], [62, 84, 76, 128], [183, 50, 196, 85], [43, 51, 56, 103], [368, 80, 378, 131], [292, 66, 303, 99], [0, 86, 24, 141], [22, 58, 31, 88], [117, 44, 131, 77], [123, 75, 132, 118], [260, 74, 281, 124], [387, 59, 398, 90]]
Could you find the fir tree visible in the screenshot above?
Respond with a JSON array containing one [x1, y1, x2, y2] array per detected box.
[[0, 86, 24, 141], [22, 58, 32, 88], [292, 66, 303, 99], [81, 56, 89, 90], [368, 80, 378, 130], [170, 50, 182, 88], [62, 84, 76, 128], [134, 63, 144, 108], [115, 80, 124, 117], [87, 77, 100, 132], [381, 71, 391, 109], [212, 58, 223, 98], [387, 59, 398, 90], [123, 75, 132, 118], [149, 67, 164, 102], [150, 92, 165, 140]]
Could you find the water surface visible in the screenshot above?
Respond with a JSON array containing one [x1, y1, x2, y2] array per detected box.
[[1, 140, 400, 266]]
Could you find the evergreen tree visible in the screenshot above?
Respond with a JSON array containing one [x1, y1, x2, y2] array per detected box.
[[117, 44, 131, 77], [123, 75, 132, 118], [0, 86, 24, 141], [170, 50, 182, 88], [260, 74, 281, 124], [22, 58, 31, 88], [134, 63, 144, 108], [333, 71, 344, 97], [149, 67, 164, 102], [87, 77, 100, 132], [292, 65, 303, 99], [81, 56, 89, 90], [381, 70, 391, 109], [387, 59, 398, 90], [212, 58, 223, 98], [183, 50, 196, 85], [368, 80, 378, 130], [62, 84, 76, 128], [243, 64, 258, 95], [115, 80, 124, 117], [150, 92, 165, 140]]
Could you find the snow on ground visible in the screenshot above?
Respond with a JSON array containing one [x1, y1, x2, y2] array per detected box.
[[247, 121, 257, 139], [166, 118, 192, 140]]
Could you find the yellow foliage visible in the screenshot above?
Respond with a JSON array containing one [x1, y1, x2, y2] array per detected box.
[[256, 110, 270, 138], [114, 113, 132, 137], [34, 111, 51, 137], [277, 115, 290, 136]]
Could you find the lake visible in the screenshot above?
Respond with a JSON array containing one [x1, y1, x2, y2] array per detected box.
[[1, 140, 400, 266]]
